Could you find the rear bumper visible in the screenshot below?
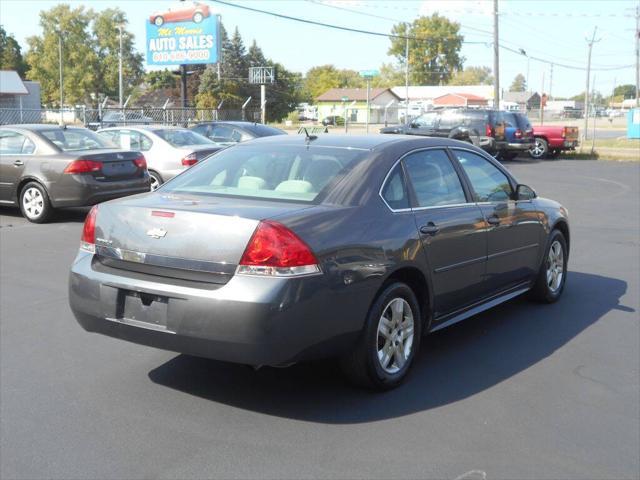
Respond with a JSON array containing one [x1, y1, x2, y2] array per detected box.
[[50, 174, 151, 208], [68, 252, 357, 366], [504, 142, 535, 151]]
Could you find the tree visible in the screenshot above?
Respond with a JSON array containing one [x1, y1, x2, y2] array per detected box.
[[145, 70, 176, 91], [303, 65, 364, 100], [388, 14, 464, 85], [0, 26, 27, 76], [92, 8, 144, 102], [613, 84, 636, 99], [509, 73, 527, 92], [449, 66, 493, 86], [371, 63, 405, 88]]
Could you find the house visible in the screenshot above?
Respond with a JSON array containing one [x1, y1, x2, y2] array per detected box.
[[315, 87, 400, 124], [0, 70, 41, 124], [502, 91, 541, 111], [391, 85, 495, 116], [433, 93, 488, 108]]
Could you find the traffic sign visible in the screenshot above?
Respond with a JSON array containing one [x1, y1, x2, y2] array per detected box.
[[341, 96, 349, 102], [359, 69, 379, 78]]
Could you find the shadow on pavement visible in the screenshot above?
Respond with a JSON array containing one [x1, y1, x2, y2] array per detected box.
[[0, 206, 89, 224], [148, 271, 631, 424]]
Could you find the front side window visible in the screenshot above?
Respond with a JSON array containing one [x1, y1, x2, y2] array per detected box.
[[413, 112, 438, 127], [163, 144, 367, 202], [403, 149, 467, 207], [40, 128, 114, 151], [453, 150, 512, 202]]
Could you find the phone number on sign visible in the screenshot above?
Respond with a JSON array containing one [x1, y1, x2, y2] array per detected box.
[[152, 50, 211, 62]]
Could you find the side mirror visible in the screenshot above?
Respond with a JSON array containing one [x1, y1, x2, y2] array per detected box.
[[515, 184, 537, 200]]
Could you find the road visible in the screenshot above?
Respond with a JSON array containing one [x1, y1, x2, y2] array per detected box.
[[1, 159, 639, 480]]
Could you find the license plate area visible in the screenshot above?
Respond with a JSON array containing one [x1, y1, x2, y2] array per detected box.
[[116, 289, 170, 330]]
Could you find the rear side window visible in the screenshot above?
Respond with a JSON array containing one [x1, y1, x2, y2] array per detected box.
[[40, 128, 114, 151], [516, 114, 532, 131], [453, 150, 512, 202], [403, 149, 467, 207], [381, 164, 409, 210], [163, 144, 367, 202], [0, 131, 34, 154]]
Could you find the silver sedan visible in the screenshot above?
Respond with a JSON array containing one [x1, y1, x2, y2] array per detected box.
[[97, 126, 223, 190]]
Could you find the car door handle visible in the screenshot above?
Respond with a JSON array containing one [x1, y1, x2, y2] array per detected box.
[[420, 223, 440, 236], [486, 215, 501, 226], [13, 160, 24, 166]]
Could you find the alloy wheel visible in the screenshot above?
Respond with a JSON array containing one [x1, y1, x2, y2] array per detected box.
[[150, 174, 160, 191], [22, 187, 44, 219], [546, 240, 564, 293], [530, 140, 546, 158], [376, 298, 415, 374]]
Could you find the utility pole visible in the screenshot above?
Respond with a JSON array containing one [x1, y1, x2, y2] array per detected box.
[[365, 76, 371, 134], [117, 25, 123, 108], [635, 4, 639, 106], [549, 63, 554, 100], [583, 27, 601, 141], [260, 84, 266, 124], [404, 25, 409, 124], [493, 0, 500, 109]]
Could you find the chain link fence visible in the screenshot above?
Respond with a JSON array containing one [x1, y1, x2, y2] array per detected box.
[[0, 106, 261, 129]]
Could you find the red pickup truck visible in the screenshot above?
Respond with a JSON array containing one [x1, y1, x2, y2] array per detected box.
[[529, 125, 579, 159]]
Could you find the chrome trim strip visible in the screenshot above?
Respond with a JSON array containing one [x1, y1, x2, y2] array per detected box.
[[487, 243, 539, 260], [96, 245, 236, 275], [430, 285, 530, 333], [105, 316, 176, 334], [434, 255, 486, 274]]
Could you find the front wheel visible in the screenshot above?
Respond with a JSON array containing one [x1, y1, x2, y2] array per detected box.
[[530, 230, 568, 303], [529, 138, 549, 159], [19, 182, 54, 223], [340, 282, 422, 390]]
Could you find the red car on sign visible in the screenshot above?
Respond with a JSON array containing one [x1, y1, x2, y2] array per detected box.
[[149, 2, 210, 26]]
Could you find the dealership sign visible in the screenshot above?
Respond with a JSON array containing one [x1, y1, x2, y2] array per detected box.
[[146, 2, 219, 66]]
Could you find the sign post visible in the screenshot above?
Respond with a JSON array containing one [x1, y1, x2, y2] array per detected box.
[[341, 96, 349, 133], [249, 66, 275, 124], [359, 70, 379, 134]]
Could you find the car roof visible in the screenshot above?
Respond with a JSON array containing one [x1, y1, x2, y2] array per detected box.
[[99, 125, 188, 132], [235, 134, 470, 150]]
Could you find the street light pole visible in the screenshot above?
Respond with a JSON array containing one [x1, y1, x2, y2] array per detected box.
[[58, 34, 64, 113], [583, 27, 601, 141], [493, 0, 500, 109], [404, 23, 409, 124], [117, 25, 123, 108]]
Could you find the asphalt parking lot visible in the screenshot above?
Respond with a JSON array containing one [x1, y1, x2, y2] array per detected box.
[[1, 159, 638, 480]]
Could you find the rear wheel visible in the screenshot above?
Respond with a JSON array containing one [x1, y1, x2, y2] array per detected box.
[[19, 182, 54, 223], [530, 230, 568, 303], [340, 282, 422, 390], [149, 171, 163, 191], [529, 138, 549, 159]]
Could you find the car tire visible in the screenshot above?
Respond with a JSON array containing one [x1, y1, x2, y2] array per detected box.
[[193, 12, 203, 23], [340, 282, 422, 390], [19, 181, 54, 223], [530, 229, 568, 303], [149, 171, 163, 191], [529, 138, 549, 159], [154, 16, 164, 26]]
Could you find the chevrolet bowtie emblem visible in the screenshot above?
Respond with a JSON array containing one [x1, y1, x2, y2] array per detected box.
[[146, 227, 167, 239]]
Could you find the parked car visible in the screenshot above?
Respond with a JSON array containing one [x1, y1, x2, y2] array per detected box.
[[529, 125, 579, 159], [149, 1, 210, 26], [88, 111, 154, 130], [98, 126, 222, 190], [69, 135, 570, 390], [0, 125, 150, 223], [191, 121, 286, 146], [322, 116, 345, 126], [493, 110, 535, 160]]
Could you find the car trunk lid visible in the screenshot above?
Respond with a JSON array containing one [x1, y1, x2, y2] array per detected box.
[[70, 149, 145, 182]]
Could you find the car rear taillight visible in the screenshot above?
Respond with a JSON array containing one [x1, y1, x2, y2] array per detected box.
[[133, 154, 147, 169], [64, 159, 102, 174], [237, 220, 321, 277], [514, 129, 523, 139], [181, 153, 198, 166], [485, 124, 494, 137], [80, 205, 98, 253]]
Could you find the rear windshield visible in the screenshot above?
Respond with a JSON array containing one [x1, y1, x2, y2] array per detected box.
[[515, 113, 532, 130], [162, 144, 368, 202], [244, 123, 286, 137], [40, 128, 115, 151], [152, 129, 214, 147]]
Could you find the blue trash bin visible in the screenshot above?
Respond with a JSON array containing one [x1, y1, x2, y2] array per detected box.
[[627, 108, 640, 139]]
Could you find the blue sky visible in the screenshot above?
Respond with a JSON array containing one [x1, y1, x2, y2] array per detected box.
[[1, 0, 637, 98]]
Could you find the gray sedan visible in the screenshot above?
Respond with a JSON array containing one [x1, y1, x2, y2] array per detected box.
[[0, 125, 150, 223], [69, 135, 570, 389]]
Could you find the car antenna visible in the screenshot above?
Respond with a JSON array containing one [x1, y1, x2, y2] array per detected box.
[[302, 127, 317, 142]]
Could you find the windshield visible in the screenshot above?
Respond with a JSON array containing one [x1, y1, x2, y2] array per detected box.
[[152, 128, 214, 147], [40, 128, 116, 151], [413, 112, 439, 127], [162, 144, 368, 202]]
